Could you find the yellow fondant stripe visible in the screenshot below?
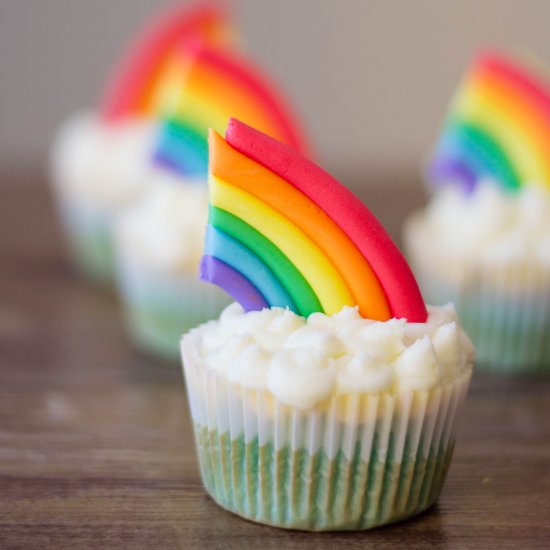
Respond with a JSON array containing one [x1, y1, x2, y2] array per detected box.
[[186, 91, 277, 138], [210, 175, 355, 314]]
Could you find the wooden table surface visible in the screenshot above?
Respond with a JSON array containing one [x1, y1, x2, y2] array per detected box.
[[1, 169, 549, 549]]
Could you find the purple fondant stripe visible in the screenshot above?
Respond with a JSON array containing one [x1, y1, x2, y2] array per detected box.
[[429, 156, 477, 194], [200, 255, 268, 312]]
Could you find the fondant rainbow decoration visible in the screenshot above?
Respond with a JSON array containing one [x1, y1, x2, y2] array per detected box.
[[152, 43, 309, 179], [430, 50, 550, 191], [100, 2, 232, 122], [201, 119, 427, 323]]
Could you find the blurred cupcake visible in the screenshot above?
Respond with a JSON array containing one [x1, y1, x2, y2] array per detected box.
[[50, 3, 232, 285], [181, 120, 474, 530], [114, 44, 309, 359], [405, 50, 550, 374]]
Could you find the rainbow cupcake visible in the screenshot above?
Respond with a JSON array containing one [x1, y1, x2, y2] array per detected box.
[[50, 3, 232, 286], [181, 120, 474, 530], [114, 43, 309, 359], [405, 51, 550, 374]]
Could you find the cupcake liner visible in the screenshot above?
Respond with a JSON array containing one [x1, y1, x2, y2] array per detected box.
[[53, 190, 116, 286], [116, 255, 232, 359], [181, 328, 472, 531], [460, 263, 550, 373]]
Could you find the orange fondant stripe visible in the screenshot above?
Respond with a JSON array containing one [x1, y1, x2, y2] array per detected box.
[[177, 63, 287, 141], [477, 53, 550, 122], [176, 80, 280, 140], [209, 130, 391, 320]]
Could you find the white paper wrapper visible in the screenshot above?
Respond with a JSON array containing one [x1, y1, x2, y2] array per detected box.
[[405, 221, 550, 374], [116, 253, 232, 359], [181, 327, 472, 531]]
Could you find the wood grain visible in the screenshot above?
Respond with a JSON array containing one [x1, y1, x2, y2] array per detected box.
[[0, 169, 549, 549]]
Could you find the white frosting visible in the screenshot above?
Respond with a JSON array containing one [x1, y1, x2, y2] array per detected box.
[[114, 173, 208, 273], [191, 303, 474, 410], [51, 111, 156, 209], [411, 182, 550, 267]]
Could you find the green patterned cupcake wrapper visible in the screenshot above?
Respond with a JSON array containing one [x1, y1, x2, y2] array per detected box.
[[182, 330, 472, 531], [54, 192, 116, 286], [116, 258, 232, 359]]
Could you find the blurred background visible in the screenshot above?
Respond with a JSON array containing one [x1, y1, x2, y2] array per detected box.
[[2, 0, 550, 185]]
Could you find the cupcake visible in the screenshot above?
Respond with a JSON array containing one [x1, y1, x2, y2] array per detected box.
[[50, 3, 231, 285], [181, 120, 474, 530], [113, 43, 309, 359], [405, 50, 550, 374]]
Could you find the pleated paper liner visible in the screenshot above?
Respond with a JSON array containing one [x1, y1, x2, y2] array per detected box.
[[116, 253, 232, 359], [182, 328, 472, 531], [458, 263, 550, 373], [405, 218, 550, 374]]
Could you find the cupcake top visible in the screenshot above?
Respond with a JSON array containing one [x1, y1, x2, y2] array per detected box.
[[412, 50, 550, 278], [191, 302, 474, 409], [182, 118, 474, 410]]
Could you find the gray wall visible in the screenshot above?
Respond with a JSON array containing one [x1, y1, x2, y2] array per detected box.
[[2, 0, 550, 182]]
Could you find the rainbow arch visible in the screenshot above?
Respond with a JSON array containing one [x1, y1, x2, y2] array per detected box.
[[100, 2, 232, 122], [430, 51, 550, 191], [153, 43, 309, 179], [201, 119, 427, 322]]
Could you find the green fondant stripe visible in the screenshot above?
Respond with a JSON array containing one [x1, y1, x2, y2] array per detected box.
[[163, 118, 206, 151], [210, 206, 322, 316], [157, 119, 208, 175], [446, 120, 521, 190]]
